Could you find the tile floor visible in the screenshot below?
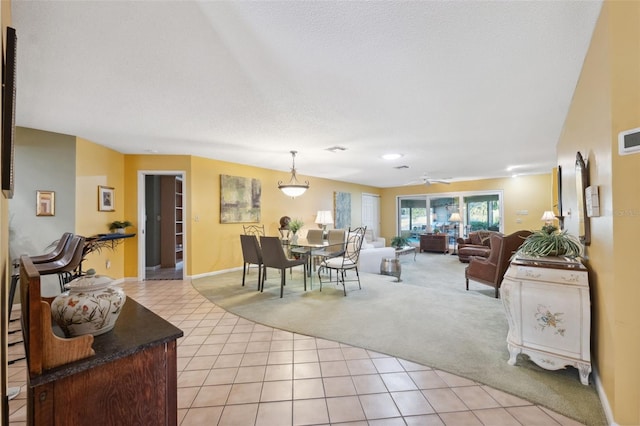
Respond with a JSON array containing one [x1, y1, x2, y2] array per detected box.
[[7, 279, 585, 425]]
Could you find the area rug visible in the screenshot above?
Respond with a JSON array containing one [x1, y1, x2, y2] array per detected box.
[[192, 252, 607, 425]]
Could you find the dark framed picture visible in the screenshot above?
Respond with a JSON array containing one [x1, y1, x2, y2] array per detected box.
[[2, 27, 17, 199], [98, 185, 115, 211]]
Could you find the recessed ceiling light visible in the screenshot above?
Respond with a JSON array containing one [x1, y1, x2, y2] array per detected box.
[[382, 153, 403, 160], [145, 149, 159, 153]]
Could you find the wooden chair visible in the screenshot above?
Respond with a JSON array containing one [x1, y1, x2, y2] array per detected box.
[[318, 226, 366, 296], [465, 230, 532, 298], [259, 236, 307, 298], [240, 234, 265, 290]]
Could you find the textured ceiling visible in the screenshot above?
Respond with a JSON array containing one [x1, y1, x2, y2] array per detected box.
[[11, 1, 602, 188]]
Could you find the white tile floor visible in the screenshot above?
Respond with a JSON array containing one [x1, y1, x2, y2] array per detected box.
[[7, 279, 585, 425]]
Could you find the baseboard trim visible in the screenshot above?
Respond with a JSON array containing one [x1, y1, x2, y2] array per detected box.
[[593, 365, 617, 425]]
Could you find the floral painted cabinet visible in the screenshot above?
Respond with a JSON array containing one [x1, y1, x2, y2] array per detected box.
[[500, 256, 591, 385]]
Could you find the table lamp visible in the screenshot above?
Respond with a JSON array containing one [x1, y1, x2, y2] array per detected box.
[[315, 210, 333, 235], [541, 210, 556, 225]]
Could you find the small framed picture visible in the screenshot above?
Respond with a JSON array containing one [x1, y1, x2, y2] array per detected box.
[[98, 185, 115, 211], [36, 190, 55, 216]]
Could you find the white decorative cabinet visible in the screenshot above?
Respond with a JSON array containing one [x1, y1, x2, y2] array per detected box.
[[500, 256, 591, 385]]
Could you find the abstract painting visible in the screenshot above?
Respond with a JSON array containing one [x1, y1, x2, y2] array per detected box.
[[220, 175, 261, 223], [334, 191, 351, 229]]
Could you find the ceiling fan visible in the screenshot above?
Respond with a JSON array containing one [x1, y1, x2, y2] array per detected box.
[[406, 174, 451, 186]]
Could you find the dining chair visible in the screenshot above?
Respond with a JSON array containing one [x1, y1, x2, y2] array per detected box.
[[243, 224, 265, 237], [301, 229, 324, 271], [239, 234, 265, 290], [259, 236, 307, 298], [315, 229, 346, 278], [318, 226, 366, 296]]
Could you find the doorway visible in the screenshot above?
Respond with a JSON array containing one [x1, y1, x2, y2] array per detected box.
[[137, 171, 186, 280]]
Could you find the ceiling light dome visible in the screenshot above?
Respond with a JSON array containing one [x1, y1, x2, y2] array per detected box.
[[278, 150, 309, 198]]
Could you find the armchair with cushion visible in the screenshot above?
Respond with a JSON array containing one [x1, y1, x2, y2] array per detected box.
[[465, 230, 532, 298], [457, 230, 501, 262]]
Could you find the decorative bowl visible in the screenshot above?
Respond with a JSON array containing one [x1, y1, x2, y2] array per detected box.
[[51, 273, 126, 338]]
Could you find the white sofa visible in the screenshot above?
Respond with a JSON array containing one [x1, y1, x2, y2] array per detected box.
[[358, 227, 396, 274], [363, 229, 385, 248]]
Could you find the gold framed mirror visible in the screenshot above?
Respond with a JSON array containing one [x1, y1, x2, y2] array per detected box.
[[575, 152, 590, 245]]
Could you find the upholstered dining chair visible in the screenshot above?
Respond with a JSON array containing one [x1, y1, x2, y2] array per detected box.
[[318, 226, 366, 296], [314, 229, 346, 278], [259, 236, 307, 298], [239, 234, 265, 290], [465, 229, 532, 298]]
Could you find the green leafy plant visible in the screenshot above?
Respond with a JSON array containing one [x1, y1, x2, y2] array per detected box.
[[518, 225, 583, 258], [288, 218, 304, 234], [108, 220, 133, 231], [390, 235, 410, 249]]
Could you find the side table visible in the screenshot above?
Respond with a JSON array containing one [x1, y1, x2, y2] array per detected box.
[[395, 246, 417, 260], [380, 258, 401, 282]]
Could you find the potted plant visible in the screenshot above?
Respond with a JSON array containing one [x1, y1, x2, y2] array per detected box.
[[390, 235, 410, 249], [108, 220, 133, 234], [288, 218, 304, 235], [518, 225, 583, 258]]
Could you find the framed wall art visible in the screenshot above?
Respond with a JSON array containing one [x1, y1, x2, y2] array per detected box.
[[220, 174, 261, 223], [36, 190, 55, 216], [98, 185, 115, 211], [334, 191, 351, 230]]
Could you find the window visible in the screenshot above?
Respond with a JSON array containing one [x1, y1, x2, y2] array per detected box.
[[397, 191, 503, 241]]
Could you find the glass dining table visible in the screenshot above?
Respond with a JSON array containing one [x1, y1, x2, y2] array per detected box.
[[284, 237, 345, 288]]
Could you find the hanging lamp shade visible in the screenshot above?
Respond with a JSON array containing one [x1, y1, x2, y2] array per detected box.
[[278, 150, 309, 198]]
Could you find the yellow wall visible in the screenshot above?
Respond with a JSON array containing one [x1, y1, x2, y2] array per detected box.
[[122, 155, 379, 277], [557, 1, 639, 423], [75, 138, 126, 277], [379, 174, 552, 240]]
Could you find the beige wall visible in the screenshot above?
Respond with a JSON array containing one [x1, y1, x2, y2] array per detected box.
[[557, 1, 639, 423]]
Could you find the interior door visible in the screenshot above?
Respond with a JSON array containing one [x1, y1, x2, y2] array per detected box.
[[137, 171, 186, 280], [361, 194, 380, 237]]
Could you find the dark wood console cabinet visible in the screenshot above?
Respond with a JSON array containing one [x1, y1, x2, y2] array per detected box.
[[20, 256, 183, 426], [420, 233, 449, 253]]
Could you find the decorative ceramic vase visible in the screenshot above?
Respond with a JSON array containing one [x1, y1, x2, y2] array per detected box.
[[51, 272, 126, 338]]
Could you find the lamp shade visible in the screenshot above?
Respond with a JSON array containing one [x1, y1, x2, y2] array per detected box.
[[315, 210, 333, 225], [449, 212, 462, 222], [541, 211, 556, 222]]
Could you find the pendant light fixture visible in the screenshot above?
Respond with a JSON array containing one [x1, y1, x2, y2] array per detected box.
[[278, 150, 309, 198]]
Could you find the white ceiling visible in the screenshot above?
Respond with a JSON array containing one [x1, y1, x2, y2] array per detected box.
[[11, 0, 602, 188]]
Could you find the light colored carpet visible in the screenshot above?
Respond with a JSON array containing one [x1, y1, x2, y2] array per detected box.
[[192, 252, 606, 425]]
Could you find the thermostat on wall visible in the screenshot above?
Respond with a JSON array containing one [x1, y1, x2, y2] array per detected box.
[[618, 127, 640, 155]]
